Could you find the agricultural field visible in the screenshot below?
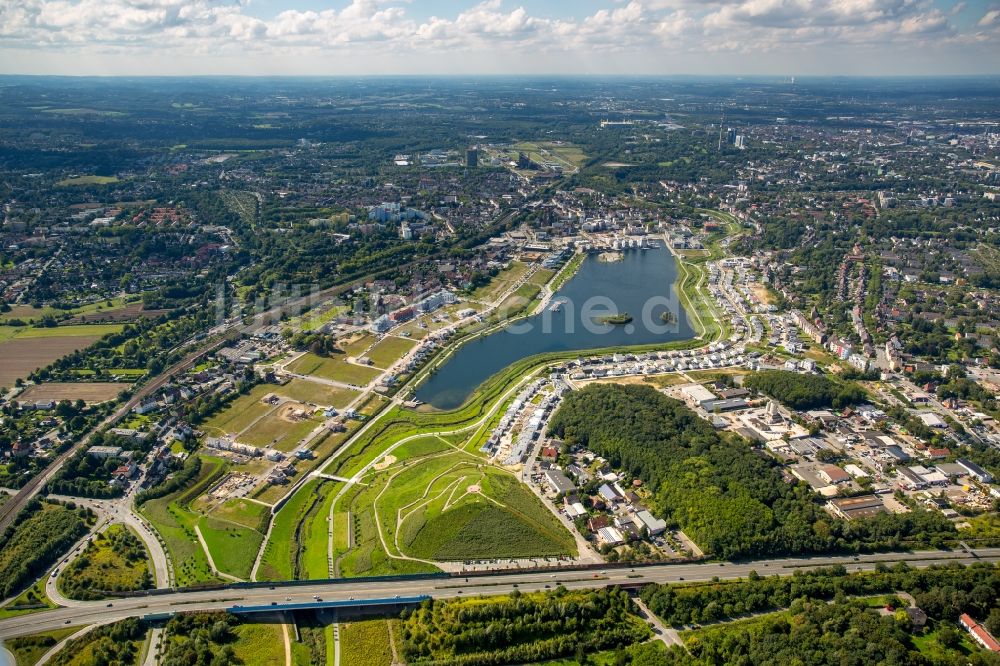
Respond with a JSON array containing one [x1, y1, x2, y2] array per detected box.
[[16, 382, 126, 404], [364, 336, 417, 368], [57, 524, 153, 599], [288, 352, 382, 387], [0, 324, 123, 387], [340, 619, 393, 666], [139, 455, 228, 587], [0, 297, 150, 325]]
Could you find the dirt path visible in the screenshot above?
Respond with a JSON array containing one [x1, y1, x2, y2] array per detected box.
[[281, 618, 292, 666], [632, 597, 686, 651], [193, 523, 242, 583]]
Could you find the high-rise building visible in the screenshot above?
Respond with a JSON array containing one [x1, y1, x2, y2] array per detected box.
[[734, 135, 745, 149], [466, 147, 478, 168], [726, 127, 737, 145]]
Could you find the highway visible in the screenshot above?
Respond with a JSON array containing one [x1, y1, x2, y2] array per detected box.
[[2, 548, 998, 640]]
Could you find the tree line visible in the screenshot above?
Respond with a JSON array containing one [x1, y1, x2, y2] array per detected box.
[[744, 370, 867, 411], [400, 588, 650, 665]]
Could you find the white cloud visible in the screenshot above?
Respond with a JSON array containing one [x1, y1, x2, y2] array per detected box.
[[0, 0, 987, 73], [978, 8, 1000, 26]]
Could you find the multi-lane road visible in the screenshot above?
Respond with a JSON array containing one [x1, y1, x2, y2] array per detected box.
[[3, 548, 998, 640]]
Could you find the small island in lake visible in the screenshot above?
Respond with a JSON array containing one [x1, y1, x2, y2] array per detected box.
[[660, 311, 676, 323], [594, 312, 633, 325]]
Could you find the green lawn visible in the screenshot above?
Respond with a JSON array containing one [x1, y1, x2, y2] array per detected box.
[[365, 336, 417, 368], [301, 481, 343, 579], [343, 334, 376, 357], [288, 353, 382, 386], [209, 498, 269, 532], [232, 621, 286, 666], [139, 455, 227, 587], [329, 448, 572, 577], [910, 623, 979, 661], [257, 478, 335, 581], [197, 516, 263, 580], [471, 261, 531, 302], [340, 619, 393, 666], [526, 268, 556, 286], [402, 468, 575, 561], [202, 386, 277, 436], [272, 378, 359, 409], [238, 409, 321, 452], [0, 575, 56, 620], [510, 141, 587, 170]]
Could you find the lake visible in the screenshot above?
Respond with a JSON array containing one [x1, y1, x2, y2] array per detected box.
[[414, 247, 695, 409]]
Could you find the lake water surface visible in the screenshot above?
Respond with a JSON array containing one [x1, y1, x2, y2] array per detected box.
[[414, 247, 695, 409]]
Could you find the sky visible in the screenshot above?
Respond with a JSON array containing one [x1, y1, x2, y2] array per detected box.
[[0, 0, 998, 76]]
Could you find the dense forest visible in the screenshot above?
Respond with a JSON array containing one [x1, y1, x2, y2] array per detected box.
[[743, 370, 867, 411], [0, 500, 93, 598], [160, 612, 242, 666], [547, 384, 955, 558]]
